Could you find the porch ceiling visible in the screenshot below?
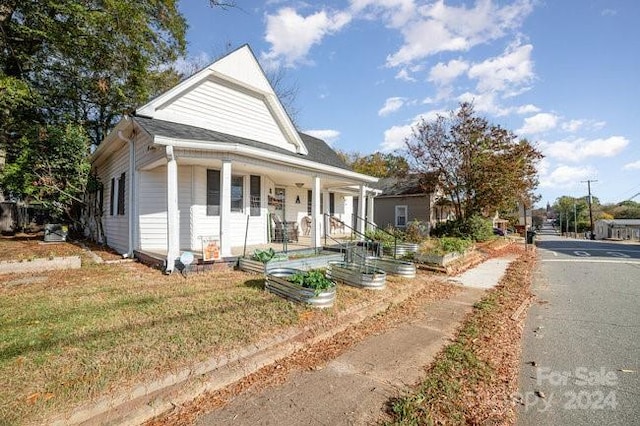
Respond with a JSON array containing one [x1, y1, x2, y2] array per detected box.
[[154, 155, 366, 193]]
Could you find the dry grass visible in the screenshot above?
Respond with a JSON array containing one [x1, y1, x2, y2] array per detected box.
[[0, 250, 435, 425], [383, 246, 535, 425], [146, 273, 459, 426]]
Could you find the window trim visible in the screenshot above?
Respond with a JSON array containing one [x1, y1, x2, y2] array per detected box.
[[230, 175, 244, 213], [395, 205, 408, 228], [206, 169, 221, 216]]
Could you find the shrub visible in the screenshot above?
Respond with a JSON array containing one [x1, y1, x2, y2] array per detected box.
[[404, 220, 430, 243], [431, 215, 493, 242]]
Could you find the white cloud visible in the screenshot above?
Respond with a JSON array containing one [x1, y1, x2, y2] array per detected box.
[[515, 104, 541, 114], [623, 160, 640, 170], [380, 124, 413, 151], [562, 119, 584, 133], [428, 58, 469, 86], [540, 136, 629, 162], [601, 8, 617, 16], [457, 91, 510, 116], [518, 112, 559, 135], [540, 164, 597, 188], [379, 109, 447, 151], [385, 0, 534, 67], [304, 129, 341, 145], [350, 0, 416, 27], [378, 97, 406, 116], [395, 68, 416, 82], [467, 42, 534, 94], [262, 7, 351, 68]]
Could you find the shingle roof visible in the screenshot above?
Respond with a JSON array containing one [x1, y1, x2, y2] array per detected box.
[[132, 116, 351, 171], [373, 173, 438, 196]]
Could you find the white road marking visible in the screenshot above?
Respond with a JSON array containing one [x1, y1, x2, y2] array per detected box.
[[574, 251, 591, 257], [541, 259, 640, 264], [607, 251, 630, 258]]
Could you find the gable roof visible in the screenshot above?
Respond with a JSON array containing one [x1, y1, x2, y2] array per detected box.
[[373, 173, 438, 197], [133, 116, 351, 171], [135, 44, 307, 156]]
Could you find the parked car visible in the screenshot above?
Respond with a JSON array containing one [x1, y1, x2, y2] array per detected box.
[[493, 227, 505, 236]]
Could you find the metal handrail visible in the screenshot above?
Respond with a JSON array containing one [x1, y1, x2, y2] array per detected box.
[[350, 213, 400, 258], [324, 214, 382, 262]]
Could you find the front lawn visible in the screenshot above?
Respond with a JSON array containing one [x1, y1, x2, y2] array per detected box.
[[0, 257, 421, 425]]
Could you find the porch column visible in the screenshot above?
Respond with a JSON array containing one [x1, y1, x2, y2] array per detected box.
[[165, 146, 179, 272], [357, 184, 366, 239], [311, 176, 322, 248], [220, 159, 232, 257], [366, 193, 375, 231]]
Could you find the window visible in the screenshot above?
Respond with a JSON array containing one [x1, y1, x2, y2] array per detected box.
[[231, 176, 244, 212], [206, 169, 220, 216], [250, 175, 261, 216], [306, 190, 324, 215], [109, 177, 115, 216], [117, 172, 125, 215], [329, 192, 335, 215], [395, 205, 408, 227]]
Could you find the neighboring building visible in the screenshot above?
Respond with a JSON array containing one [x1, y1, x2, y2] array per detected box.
[[594, 219, 640, 241], [372, 174, 453, 229], [90, 45, 378, 271]]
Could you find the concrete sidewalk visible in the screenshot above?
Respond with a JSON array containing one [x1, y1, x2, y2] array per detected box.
[[194, 256, 516, 426]]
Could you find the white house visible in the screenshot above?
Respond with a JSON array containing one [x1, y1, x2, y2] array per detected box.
[[90, 45, 378, 272]]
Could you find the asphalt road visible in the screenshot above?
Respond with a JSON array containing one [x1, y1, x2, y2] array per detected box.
[[517, 225, 640, 425]]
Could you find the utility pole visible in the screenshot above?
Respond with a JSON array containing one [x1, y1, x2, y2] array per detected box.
[[574, 200, 577, 237], [582, 180, 598, 240]]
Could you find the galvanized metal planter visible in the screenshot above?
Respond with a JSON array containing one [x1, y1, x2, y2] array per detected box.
[[326, 261, 387, 290], [239, 252, 344, 274], [383, 242, 420, 258], [265, 268, 336, 308], [364, 256, 416, 278]]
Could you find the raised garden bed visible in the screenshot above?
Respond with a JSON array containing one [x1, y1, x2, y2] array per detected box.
[[383, 242, 420, 258], [364, 256, 416, 278], [326, 261, 386, 290], [264, 268, 336, 308], [0, 256, 81, 274], [239, 252, 344, 274]]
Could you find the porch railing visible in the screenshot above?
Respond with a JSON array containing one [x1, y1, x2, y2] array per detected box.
[[350, 213, 401, 258], [323, 214, 383, 266]]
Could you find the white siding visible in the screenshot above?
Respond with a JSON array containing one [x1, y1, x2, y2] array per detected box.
[[154, 79, 295, 151], [98, 142, 130, 254], [178, 167, 192, 250], [138, 168, 167, 250], [135, 130, 163, 170], [210, 46, 273, 93], [191, 167, 269, 250]]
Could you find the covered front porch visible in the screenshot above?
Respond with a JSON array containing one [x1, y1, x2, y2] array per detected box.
[[135, 145, 378, 272]]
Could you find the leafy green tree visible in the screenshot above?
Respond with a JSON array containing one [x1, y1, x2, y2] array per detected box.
[[1, 123, 90, 220], [338, 151, 409, 178], [0, 0, 232, 225], [406, 102, 543, 220]]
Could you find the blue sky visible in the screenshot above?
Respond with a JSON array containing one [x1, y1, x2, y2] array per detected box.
[[178, 0, 640, 207]]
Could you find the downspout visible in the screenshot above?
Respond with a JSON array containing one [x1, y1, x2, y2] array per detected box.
[[117, 129, 135, 258]]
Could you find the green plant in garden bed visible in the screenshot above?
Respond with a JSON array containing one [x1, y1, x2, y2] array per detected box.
[[287, 270, 335, 295], [421, 237, 473, 255], [251, 248, 288, 263]]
